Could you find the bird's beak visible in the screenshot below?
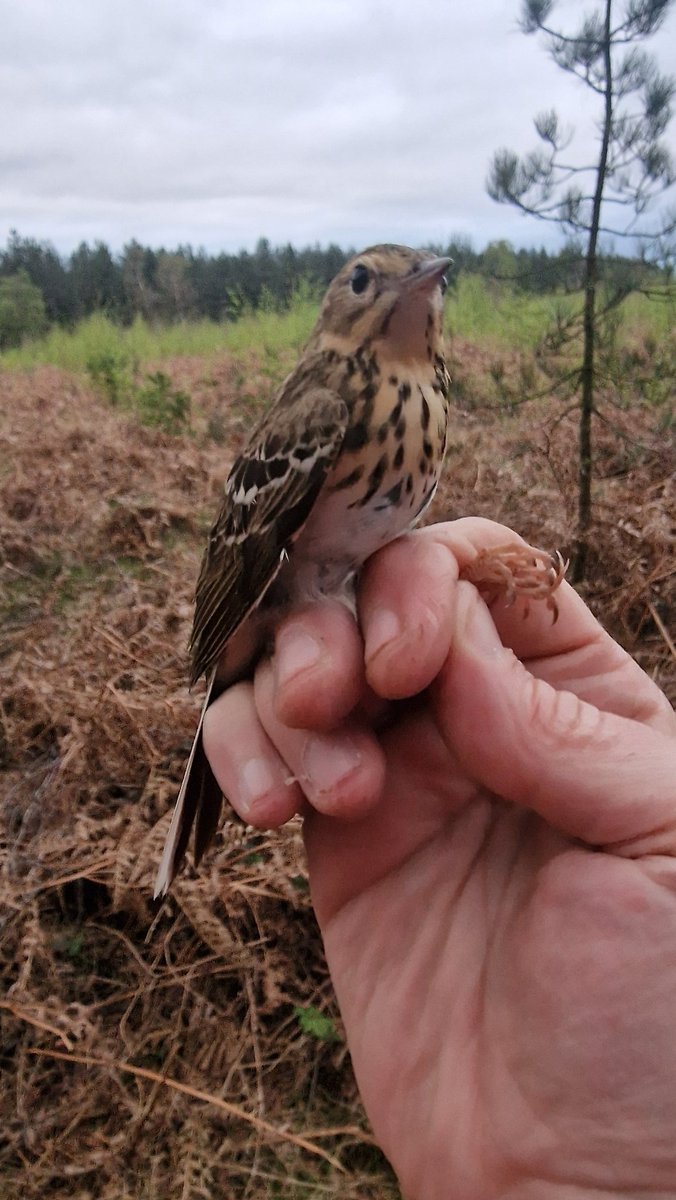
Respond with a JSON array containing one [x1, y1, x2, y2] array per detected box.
[[403, 256, 452, 292]]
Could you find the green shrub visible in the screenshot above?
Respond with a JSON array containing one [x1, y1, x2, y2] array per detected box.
[[86, 353, 190, 434], [85, 350, 131, 406], [0, 270, 47, 349], [136, 370, 191, 433]]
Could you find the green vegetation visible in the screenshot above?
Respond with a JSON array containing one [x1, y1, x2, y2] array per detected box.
[[1, 275, 671, 374], [293, 1006, 341, 1043], [136, 371, 191, 433], [617, 288, 675, 342], [445, 275, 576, 348], [1, 311, 228, 371], [446, 275, 674, 350], [82, 350, 192, 433], [0, 290, 318, 372], [0, 269, 47, 348], [2, 228, 670, 342], [224, 284, 318, 355]]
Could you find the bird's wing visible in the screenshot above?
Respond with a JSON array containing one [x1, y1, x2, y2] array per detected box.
[[189, 384, 348, 683]]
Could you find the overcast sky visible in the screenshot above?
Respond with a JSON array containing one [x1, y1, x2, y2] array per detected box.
[[2, 0, 675, 257]]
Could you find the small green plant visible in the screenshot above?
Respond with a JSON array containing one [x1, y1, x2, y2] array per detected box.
[[136, 370, 191, 434], [86, 350, 130, 407], [260, 343, 281, 380], [293, 1005, 340, 1043], [87, 354, 191, 433]]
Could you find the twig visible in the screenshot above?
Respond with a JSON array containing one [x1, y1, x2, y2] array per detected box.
[[545, 400, 580, 432], [1, 1001, 74, 1051], [27, 1048, 346, 1171], [93, 624, 157, 671], [593, 404, 656, 451], [303, 1123, 377, 1145], [26, 855, 117, 896], [647, 600, 676, 663]]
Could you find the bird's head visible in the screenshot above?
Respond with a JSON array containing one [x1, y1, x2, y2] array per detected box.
[[310, 244, 451, 363]]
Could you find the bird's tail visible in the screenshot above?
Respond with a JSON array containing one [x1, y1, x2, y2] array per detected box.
[[154, 671, 223, 898]]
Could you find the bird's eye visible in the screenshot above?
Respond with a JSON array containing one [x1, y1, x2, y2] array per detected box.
[[350, 264, 370, 295]]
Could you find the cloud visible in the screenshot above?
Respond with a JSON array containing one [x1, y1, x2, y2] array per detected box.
[[2, 0, 674, 254]]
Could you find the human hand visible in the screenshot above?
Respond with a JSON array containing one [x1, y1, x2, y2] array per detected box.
[[203, 518, 676, 1200]]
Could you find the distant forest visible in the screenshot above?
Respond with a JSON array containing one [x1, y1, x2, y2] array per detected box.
[[0, 229, 661, 330]]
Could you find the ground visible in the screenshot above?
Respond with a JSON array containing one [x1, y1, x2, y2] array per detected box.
[[0, 337, 673, 1199]]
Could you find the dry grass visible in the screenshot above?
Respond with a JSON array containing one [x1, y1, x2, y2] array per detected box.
[[0, 340, 673, 1199]]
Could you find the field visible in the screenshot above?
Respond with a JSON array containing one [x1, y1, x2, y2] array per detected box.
[[1, 287, 674, 1199]]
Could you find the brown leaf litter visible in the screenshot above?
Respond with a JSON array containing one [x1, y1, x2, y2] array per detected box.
[[0, 352, 673, 1198]]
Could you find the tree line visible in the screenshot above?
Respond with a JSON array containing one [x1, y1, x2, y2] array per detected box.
[[0, 229, 661, 343]]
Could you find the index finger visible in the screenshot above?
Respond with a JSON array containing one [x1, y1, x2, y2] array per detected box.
[[360, 518, 675, 734]]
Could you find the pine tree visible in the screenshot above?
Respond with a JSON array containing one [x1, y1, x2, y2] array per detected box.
[[487, 0, 675, 580]]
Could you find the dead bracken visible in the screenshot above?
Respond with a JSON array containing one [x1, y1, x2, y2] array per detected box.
[[0, 354, 673, 1198]]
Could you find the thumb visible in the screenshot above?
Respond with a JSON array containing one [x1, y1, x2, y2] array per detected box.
[[434, 583, 676, 855]]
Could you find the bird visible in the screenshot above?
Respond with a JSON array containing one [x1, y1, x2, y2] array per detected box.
[[154, 244, 452, 897]]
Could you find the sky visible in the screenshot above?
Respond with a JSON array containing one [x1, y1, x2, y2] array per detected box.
[[2, 0, 675, 258]]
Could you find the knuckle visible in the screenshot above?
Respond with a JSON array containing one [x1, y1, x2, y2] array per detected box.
[[522, 670, 606, 754]]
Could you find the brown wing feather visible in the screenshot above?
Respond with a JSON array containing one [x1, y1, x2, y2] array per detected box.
[[189, 384, 348, 684], [154, 382, 349, 897]]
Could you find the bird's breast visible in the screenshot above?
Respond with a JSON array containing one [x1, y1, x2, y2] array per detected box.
[[287, 365, 449, 601]]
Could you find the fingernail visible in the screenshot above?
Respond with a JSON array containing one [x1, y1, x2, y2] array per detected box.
[[462, 592, 503, 658], [366, 608, 401, 661], [275, 625, 323, 688], [302, 734, 362, 796], [238, 757, 279, 815]]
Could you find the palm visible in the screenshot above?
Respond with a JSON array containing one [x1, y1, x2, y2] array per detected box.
[[306, 705, 676, 1200], [203, 520, 676, 1200]]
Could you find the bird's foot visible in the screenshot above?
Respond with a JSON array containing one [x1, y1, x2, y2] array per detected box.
[[460, 543, 567, 622]]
